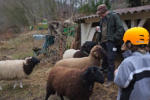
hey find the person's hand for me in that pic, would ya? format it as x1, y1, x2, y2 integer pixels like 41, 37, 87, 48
95, 26, 100, 32
121, 43, 127, 51
114, 68, 118, 75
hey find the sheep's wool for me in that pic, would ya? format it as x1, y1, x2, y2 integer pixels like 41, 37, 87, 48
63, 49, 79, 59
0, 60, 27, 80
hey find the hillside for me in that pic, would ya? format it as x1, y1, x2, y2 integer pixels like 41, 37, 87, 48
0, 30, 118, 100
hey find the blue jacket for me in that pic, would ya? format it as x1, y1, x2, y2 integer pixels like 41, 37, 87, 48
114, 52, 150, 100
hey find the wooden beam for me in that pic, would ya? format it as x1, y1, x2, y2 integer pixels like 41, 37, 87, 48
119, 12, 150, 20
85, 18, 100, 23
138, 19, 147, 27
122, 20, 128, 31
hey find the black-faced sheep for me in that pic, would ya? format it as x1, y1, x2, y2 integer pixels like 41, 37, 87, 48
0, 56, 40, 90
55, 45, 106, 69
63, 41, 97, 59
45, 66, 104, 100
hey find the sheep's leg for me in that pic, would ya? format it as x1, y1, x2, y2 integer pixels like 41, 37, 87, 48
0, 85, 2, 90
45, 90, 53, 100
45, 87, 55, 100
19, 81, 23, 88
13, 81, 18, 89
60, 95, 64, 100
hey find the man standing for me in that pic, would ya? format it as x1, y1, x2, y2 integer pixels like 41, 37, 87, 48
96, 4, 124, 87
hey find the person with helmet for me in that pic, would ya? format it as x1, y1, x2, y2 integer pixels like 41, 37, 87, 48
114, 27, 150, 100
96, 4, 124, 87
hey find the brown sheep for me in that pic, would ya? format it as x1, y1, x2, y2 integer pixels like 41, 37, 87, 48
45, 66, 104, 100
55, 45, 106, 69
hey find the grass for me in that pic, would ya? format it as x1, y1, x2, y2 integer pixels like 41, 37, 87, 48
0, 30, 47, 59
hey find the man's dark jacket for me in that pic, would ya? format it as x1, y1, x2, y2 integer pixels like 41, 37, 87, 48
99, 11, 124, 46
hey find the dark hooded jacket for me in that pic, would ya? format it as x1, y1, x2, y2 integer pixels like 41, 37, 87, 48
98, 11, 124, 46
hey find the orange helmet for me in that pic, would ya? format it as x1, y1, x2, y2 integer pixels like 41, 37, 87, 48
123, 27, 149, 45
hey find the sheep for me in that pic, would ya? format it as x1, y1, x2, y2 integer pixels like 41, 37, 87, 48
63, 41, 97, 59
0, 56, 40, 90
55, 45, 106, 69
45, 66, 104, 100
63, 49, 79, 59
74, 41, 97, 58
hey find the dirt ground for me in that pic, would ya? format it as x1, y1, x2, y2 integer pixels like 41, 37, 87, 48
0, 30, 120, 100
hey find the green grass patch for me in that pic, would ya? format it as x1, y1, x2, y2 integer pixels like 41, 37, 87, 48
11, 51, 33, 59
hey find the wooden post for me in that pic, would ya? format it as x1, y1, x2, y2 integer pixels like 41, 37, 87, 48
131, 20, 137, 27
138, 19, 147, 27
122, 20, 128, 31
59, 38, 63, 58
74, 24, 81, 49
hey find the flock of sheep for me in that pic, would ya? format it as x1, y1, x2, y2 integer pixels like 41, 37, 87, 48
0, 41, 106, 100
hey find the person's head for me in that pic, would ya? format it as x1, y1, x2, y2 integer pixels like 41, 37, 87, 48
96, 4, 108, 18
122, 27, 150, 53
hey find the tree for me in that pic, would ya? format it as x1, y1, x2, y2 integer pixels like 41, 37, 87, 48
0, 0, 85, 33
78, 0, 110, 15
128, 0, 141, 7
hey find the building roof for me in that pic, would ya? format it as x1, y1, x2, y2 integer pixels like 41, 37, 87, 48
74, 15, 100, 23
115, 5, 150, 15
74, 5, 150, 23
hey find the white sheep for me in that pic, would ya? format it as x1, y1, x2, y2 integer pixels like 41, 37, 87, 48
0, 56, 40, 90
63, 49, 79, 59
63, 41, 97, 59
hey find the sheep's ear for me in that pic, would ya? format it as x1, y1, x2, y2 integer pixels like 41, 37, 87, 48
93, 52, 98, 58
81, 45, 87, 51
25, 56, 32, 61
90, 67, 98, 74
101, 48, 107, 59
91, 67, 95, 73
83, 67, 93, 76
82, 67, 96, 80
26, 59, 30, 64
91, 48, 95, 56
91, 50, 100, 59
82, 69, 90, 79
26, 58, 32, 64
